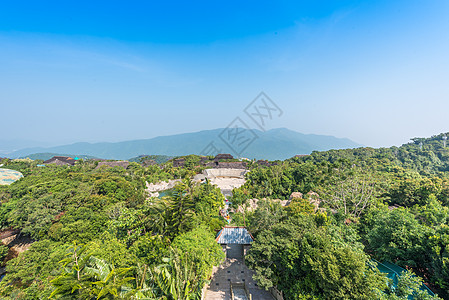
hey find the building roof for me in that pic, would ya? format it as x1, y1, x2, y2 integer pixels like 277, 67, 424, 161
142, 159, 156, 167
256, 160, 277, 167
212, 161, 247, 169
172, 158, 185, 167
214, 153, 234, 161
43, 156, 76, 166
374, 260, 435, 297
216, 226, 254, 244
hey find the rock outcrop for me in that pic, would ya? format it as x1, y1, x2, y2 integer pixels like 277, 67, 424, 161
289, 192, 303, 200
146, 179, 182, 199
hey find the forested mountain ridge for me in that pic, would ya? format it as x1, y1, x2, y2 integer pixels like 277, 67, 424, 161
7, 128, 362, 160
0, 133, 448, 299
299, 132, 449, 175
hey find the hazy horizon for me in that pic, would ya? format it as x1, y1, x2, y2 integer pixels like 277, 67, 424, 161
1, 1, 448, 149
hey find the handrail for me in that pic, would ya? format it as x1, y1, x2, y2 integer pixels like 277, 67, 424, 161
244, 282, 251, 300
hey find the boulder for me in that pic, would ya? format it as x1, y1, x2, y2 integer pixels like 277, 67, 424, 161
306, 191, 321, 212
236, 198, 259, 213
289, 192, 303, 200
273, 199, 291, 207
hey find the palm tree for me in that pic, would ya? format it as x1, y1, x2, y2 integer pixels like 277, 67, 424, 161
49, 242, 93, 299
50, 243, 136, 300
146, 180, 196, 240
84, 256, 134, 299
121, 263, 160, 299
152, 251, 203, 300
165, 181, 196, 238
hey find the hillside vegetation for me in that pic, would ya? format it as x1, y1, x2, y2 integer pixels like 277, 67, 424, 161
0, 159, 225, 299
0, 133, 448, 299
230, 133, 449, 299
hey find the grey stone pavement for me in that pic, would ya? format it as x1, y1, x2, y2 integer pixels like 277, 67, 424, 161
233, 287, 247, 300
204, 169, 274, 299
204, 258, 274, 300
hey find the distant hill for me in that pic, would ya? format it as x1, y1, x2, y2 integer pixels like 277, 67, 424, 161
290, 132, 449, 174
128, 155, 174, 164
20, 153, 99, 161
0, 139, 52, 156
7, 128, 362, 161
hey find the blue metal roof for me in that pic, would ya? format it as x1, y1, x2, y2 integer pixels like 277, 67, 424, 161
216, 227, 254, 244
373, 260, 435, 298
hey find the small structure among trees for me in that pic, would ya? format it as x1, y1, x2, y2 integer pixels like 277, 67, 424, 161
172, 158, 185, 168
141, 159, 156, 167
214, 153, 234, 161
212, 161, 247, 169
43, 156, 76, 166
208, 154, 247, 169
216, 226, 254, 259
256, 160, 277, 167
95, 161, 130, 169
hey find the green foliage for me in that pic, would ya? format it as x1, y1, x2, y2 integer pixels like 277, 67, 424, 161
428, 224, 449, 294
51, 207, 108, 243
128, 155, 174, 164
364, 207, 430, 268
49, 242, 135, 299
161, 181, 197, 239
318, 167, 385, 217
246, 219, 386, 300
0, 240, 67, 298
0, 163, 146, 240
192, 182, 226, 232
144, 155, 207, 184
106, 202, 146, 245
245, 199, 286, 237
148, 180, 225, 239
84, 257, 134, 299
3, 134, 449, 299
381, 270, 442, 300
49, 242, 94, 298
172, 226, 225, 281
286, 197, 315, 217
129, 234, 169, 266
152, 251, 203, 300
0, 244, 8, 262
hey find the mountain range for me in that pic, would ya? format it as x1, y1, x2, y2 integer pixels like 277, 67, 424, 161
5, 128, 362, 161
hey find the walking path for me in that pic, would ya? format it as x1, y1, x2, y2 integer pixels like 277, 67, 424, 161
204, 259, 274, 300
232, 287, 247, 300
204, 168, 247, 223
204, 169, 275, 299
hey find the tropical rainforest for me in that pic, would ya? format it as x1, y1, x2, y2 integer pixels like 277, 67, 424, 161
0, 133, 448, 299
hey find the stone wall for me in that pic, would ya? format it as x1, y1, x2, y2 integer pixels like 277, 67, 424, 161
204, 168, 247, 178
207, 161, 247, 169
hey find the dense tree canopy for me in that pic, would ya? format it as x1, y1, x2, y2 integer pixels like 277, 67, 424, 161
230, 134, 449, 299
0, 159, 226, 299
1, 134, 449, 299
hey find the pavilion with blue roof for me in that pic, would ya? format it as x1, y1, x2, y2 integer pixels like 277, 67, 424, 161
216, 226, 254, 259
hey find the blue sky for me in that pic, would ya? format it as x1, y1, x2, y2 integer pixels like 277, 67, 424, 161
1, 0, 449, 148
